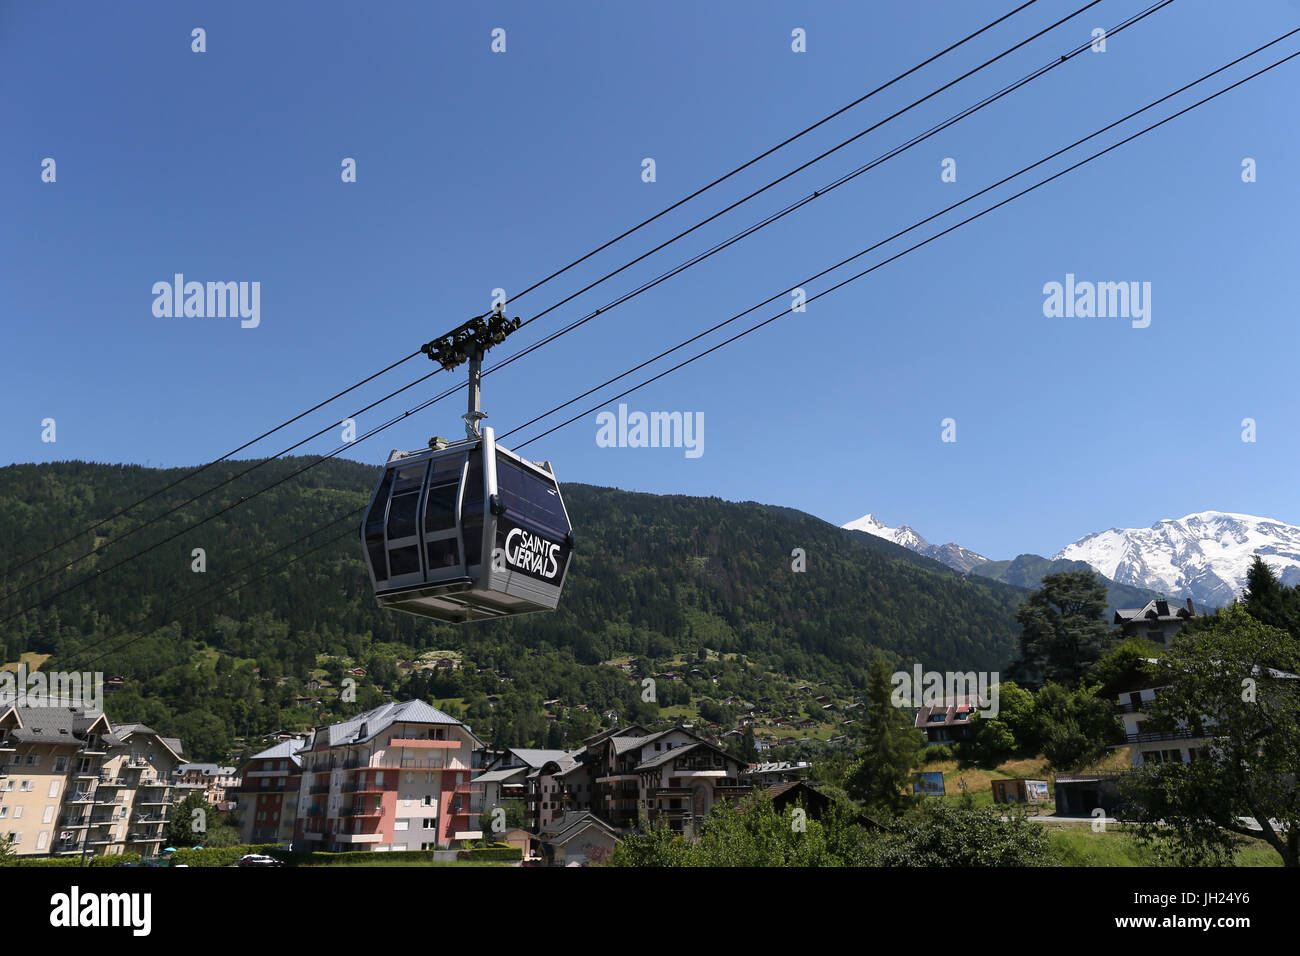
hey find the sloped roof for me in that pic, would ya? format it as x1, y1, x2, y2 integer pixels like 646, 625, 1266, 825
536, 811, 621, 846
634, 738, 740, 771
321, 699, 465, 748
471, 767, 529, 784
249, 736, 311, 762
2, 704, 109, 744
611, 735, 657, 755
1114, 598, 1196, 624
507, 748, 572, 768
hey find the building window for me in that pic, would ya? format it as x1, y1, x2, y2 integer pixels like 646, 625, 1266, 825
54, 757, 68, 773
48, 780, 60, 798
423, 819, 435, 829
26, 754, 39, 766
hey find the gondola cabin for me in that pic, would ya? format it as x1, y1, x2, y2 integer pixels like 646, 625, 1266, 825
361, 427, 573, 623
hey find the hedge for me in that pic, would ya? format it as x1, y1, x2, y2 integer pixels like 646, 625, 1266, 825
170, 844, 281, 867
9, 852, 142, 868
456, 844, 522, 862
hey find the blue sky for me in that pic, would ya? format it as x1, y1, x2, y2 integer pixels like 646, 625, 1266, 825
3, 0, 1299, 561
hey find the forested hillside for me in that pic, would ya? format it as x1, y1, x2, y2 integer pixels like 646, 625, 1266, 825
0, 459, 1033, 758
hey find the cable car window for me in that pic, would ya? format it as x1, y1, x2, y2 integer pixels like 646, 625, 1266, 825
496, 455, 567, 536
424, 456, 462, 535
388, 545, 420, 576
392, 463, 426, 495
427, 539, 459, 570
462, 449, 484, 566
364, 469, 395, 580
387, 488, 421, 540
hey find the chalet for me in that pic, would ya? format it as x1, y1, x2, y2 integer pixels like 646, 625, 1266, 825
914, 696, 984, 746
1113, 597, 1198, 645
762, 780, 833, 819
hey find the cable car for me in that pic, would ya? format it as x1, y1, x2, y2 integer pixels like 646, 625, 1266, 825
361, 310, 573, 623
362, 426, 574, 623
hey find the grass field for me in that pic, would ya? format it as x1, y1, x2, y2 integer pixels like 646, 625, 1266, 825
0, 651, 52, 673
1042, 821, 1283, 867
300, 858, 512, 867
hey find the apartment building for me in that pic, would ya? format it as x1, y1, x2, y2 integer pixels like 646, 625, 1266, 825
232, 736, 309, 846
494, 724, 750, 839
290, 700, 485, 852
0, 704, 182, 858
1115, 656, 1300, 769
591, 727, 751, 836
174, 763, 240, 809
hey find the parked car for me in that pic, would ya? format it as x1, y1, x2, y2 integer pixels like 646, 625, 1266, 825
237, 853, 283, 867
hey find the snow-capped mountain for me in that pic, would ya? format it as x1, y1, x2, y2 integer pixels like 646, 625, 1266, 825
1054, 511, 1300, 608
843, 514, 990, 573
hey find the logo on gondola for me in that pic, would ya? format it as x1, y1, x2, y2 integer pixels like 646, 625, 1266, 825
503, 527, 560, 579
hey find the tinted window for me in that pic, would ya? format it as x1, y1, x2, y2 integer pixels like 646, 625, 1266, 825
388, 545, 421, 576
426, 539, 460, 569
365, 469, 394, 580
462, 449, 484, 565
424, 455, 462, 534
388, 490, 420, 540
496, 454, 567, 537
392, 463, 427, 495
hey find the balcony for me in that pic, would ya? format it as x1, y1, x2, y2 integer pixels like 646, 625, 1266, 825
0, 737, 15, 751
341, 781, 387, 794
396, 757, 448, 770
58, 816, 90, 828
233, 783, 299, 794
65, 791, 96, 803
1126, 730, 1207, 744
1117, 700, 1153, 714
308, 783, 330, 795
340, 805, 385, 818
389, 737, 461, 749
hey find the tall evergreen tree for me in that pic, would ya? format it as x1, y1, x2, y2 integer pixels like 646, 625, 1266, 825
845, 659, 925, 815
1242, 555, 1300, 637
1014, 570, 1114, 687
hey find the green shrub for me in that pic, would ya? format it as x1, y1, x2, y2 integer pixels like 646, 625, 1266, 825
455, 843, 521, 862
922, 745, 953, 763
171, 843, 281, 867
10, 852, 141, 868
